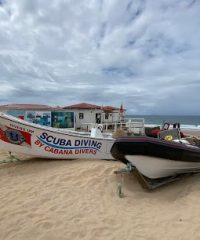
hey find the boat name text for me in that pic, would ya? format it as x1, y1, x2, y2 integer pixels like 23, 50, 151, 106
34, 132, 103, 155
38, 132, 102, 150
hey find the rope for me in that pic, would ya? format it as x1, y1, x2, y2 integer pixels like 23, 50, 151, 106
0, 152, 22, 164
115, 163, 135, 198
117, 177, 124, 198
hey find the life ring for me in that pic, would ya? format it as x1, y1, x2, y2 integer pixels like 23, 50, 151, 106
164, 135, 173, 141
97, 124, 103, 132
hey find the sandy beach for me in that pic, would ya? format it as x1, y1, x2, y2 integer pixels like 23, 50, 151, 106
183, 129, 200, 138
1, 130, 200, 240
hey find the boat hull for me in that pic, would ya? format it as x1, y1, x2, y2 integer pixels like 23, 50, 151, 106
0, 113, 114, 160
111, 136, 200, 179
126, 155, 200, 179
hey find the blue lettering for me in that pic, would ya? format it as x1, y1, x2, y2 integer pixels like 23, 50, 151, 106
46, 135, 54, 142
39, 133, 101, 150
97, 143, 102, 149
40, 132, 48, 140
52, 138, 60, 145
84, 139, 89, 145
66, 140, 71, 146
91, 140, 97, 147
75, 140, 80, 146
59, 139, 66, 145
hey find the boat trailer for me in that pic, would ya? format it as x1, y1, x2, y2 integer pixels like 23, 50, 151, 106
114, 163, 200, 194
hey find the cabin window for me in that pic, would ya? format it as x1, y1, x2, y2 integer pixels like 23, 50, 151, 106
105, 113, 109, 119
79, 113, 84, 119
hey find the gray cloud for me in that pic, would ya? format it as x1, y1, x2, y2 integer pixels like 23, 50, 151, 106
0, 0, 200, 114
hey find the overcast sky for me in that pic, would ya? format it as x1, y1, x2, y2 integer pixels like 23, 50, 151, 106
0, 0, 200, 115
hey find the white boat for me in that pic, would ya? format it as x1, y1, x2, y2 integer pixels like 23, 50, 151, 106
0, 112, 115, 160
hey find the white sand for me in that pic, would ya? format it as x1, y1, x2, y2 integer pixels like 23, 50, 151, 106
1, 130, 200, 240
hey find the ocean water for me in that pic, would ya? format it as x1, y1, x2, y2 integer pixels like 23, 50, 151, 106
127, 115, 200, 130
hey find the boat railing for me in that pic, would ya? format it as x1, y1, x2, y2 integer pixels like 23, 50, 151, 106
81, 118, 145, 135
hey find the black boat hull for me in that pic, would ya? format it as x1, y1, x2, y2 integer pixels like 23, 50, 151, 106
111, 137, 200, 179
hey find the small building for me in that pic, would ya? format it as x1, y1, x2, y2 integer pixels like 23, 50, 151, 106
63, 102, 125, 130
0, 102, 126, 131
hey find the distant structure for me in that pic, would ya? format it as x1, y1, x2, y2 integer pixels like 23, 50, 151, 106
63, 103, 125, 130
0, 102, 125, 130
